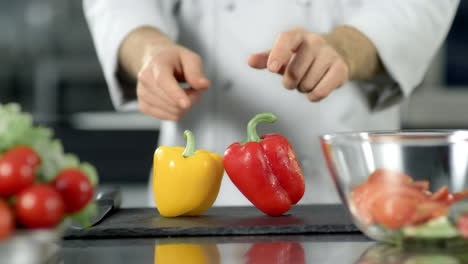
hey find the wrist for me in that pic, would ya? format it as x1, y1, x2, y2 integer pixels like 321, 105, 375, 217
323, 29, 354, 78
119, 26, 174, 79
323, 25, 382, 81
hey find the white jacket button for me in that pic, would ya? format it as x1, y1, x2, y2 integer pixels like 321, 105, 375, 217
225, 2, 235, 12
223, 80, 233, 91
296, 0, 311, 6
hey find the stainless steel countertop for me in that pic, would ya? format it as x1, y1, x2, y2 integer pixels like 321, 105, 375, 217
5, 232, 466, 263
60, 234, 373, 264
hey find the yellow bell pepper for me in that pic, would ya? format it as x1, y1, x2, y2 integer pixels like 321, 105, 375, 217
154, 244, 220, 264
153, 130, 223, 217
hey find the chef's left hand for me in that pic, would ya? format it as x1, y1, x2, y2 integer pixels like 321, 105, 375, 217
248, 27, 349, 102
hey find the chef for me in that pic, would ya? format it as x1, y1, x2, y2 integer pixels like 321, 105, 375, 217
83, 0, 459, 206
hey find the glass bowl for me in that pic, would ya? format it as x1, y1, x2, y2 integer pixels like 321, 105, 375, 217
356, 243, 468, 264
0, 221, 68, 264
320, 130, 468, 246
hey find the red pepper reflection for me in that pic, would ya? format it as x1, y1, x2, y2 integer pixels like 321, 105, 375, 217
245, 242, 305, 264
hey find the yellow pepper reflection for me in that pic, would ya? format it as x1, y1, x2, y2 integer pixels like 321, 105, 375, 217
155, 244, 220, 264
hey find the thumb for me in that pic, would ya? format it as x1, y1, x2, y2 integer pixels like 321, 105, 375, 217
180, 50, 211, 90
248, 50, 270, 69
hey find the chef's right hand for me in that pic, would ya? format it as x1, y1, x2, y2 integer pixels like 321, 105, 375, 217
119, 27, 210, 121
136, 43, 210, 121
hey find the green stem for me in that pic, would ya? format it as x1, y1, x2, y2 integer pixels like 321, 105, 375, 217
245, 113, 277, 143
182, 130, 196, 157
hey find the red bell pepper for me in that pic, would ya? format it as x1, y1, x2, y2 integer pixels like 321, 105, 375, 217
223, 113, 305, 216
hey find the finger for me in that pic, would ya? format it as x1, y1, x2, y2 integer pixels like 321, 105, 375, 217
153, 82, 179, 107
267, 27, 305, 73
248, 50, 270, 69
136, 83, 182, 116
138, 98, 181, 121
140, 96, 184, 119
137, 61, 157, 88
307, 62, 348, 102
185, 88, 204, 105
297, 48, 335, 93
137, 74, 178, 106
287, 41, 317, 81
180, 49, 211, 90
138, 62, 191, 109
282, 43, 316, 90
152, 65, 191, 109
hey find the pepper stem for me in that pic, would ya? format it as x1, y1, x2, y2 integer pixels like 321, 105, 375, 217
245, 113, 277, 143
182, 130, 196, 157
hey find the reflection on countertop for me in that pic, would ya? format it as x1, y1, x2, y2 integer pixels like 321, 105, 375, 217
61, 234, 468, 264
356, 243, 468, 264
61, 234, 373, 264
4, 231, 466, 263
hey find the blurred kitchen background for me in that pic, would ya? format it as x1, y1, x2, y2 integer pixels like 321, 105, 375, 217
0, 1, 467, 207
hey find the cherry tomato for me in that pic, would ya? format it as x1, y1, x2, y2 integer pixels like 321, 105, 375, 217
367, 169, 413, 186
0, 199, 14, 241
15, 185, 65, 228
52, 168, 94, 213
3, 145, 41, 168
0, 157, 36, 196
371, 195, 419, 229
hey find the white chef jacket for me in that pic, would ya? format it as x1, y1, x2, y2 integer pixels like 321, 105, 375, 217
83, 0, 459, 206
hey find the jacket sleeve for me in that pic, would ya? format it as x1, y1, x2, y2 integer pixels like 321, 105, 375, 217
83, 0, 178, 111
343, 0, 459, 110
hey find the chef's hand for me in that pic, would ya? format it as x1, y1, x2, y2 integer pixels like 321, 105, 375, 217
248, 26, 381, 102
119, 27, 210, 121
248, 27, 349, 102
136, 44, 210, 121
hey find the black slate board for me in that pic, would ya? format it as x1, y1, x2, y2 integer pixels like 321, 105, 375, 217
64, 204, 360, 239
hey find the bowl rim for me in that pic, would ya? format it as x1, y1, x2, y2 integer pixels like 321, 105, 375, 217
320, 129, 468, 144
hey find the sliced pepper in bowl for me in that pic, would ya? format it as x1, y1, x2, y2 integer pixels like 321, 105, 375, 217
350, 168, 468, 245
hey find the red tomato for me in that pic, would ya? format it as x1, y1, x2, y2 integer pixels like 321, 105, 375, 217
3, 146, 41, 168
352, 169, 447, 229
365, 184, 448, 228
447, 189, 468, 205
15, 185, 65, 228
52, 168, 94, 213
351, 183, 378, 224
431, 186, 450, 203
0, 158, 36, 196
411, 180, 430, 192
371, 195, 419, 229
367, 169, 413, 186
393, 185, 429, 201
409, 201, 448, 225
457, 214, 468, 239
0, 199, 14, 240
352, 182, 429, 227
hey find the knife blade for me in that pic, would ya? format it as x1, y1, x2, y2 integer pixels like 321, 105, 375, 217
69, 187, 122, 230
